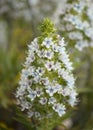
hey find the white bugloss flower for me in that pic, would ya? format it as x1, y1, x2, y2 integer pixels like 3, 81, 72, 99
45, 61, 54, 71
46, 85, 56, 96
44, 50, 54, 59
42, 37, 53, 48
39, 97, 47, 105
27, 90, 37, 101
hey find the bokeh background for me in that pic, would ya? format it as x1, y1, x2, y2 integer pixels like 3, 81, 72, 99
0, 0, 93, 130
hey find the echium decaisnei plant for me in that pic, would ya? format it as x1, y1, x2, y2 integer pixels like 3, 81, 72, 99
56, 0, 93, 51
16, 18, 78, 126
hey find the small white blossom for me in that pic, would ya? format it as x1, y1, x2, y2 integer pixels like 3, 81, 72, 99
85, 27, 93, 39
36, 88, 43, 97
37, 49, 45, 58
68, 96, 77, 107
36, 67, 45, 76
41, 77, 50, 86
54, 62, 61, 71
57, 104, 66, 117
42, 37, 53, 48
52, 44, 59, 52
39, 97, 47, 105
68, 32, 83, 40
62, 87, 71, 96
33, 75, 41, 83
28, 90, 37, 101
44, 50, 54, 59
45, 61, 54, 71
55, 83, 62, 93
21, 69, 30, 77
58, 37, 65, 47
59, 49, 73, 71
46, 85, 56, 96
48, 97, 56, 104
18, 98, 32, 111
73, 1, 85, 13
35, 112, 41, 118
29, 38, 39, 52
53, 103, 66, 117
75, 40, 88, 51
27, 66, 35, 75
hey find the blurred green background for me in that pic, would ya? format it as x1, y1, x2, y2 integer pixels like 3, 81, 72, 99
0, 0, 93, 130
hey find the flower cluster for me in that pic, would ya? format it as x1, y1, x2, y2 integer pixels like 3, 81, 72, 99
16, 20, 77, 119
56, 0, 93, 51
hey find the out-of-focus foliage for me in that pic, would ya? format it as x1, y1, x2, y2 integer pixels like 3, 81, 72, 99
0, 18, 32, 108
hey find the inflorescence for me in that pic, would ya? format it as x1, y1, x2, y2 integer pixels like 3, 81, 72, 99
16, 19, 78, 119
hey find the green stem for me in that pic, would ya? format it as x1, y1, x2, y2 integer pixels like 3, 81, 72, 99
32, 118, 38, 130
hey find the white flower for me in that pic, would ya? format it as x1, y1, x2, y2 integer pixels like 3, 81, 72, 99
45, 61, 54, 71
44, 50, 54, 59
28, 38, 39, 52
58, 37, 65, 47
59, 49, 73, 71
39, 97, 47, 105
41, 77, 50, 86
35, 112, 41, 118
75, 19, 84, 30
67, 74, 76, 88
52, 44, 59, 52
54, 83, 62, 93
33, 75, 41, 83
67, 15, 78, 25
46, 85, 56, 96
24, 50, 35, 67
36, 67, 45, 76
62, 87, 70, 96
53, 103, 66, 117
57, 104, 66, 117
75, 40, 88, 51
36, 88, 43, 97
19, 99, 31, 111
54, 62, 61, 71
19, 75, 28, 87
37, 49, 45, 58
68, 31, 83, 40
83, 21, 89, 29
27, 90, 37, 101
42, 37, 53, 48
21, 69, 30, 77
73, 2, 85, 13
48, 97, 56, 104
24, 57, 32, 67
53, 103, 59, 112
58, 68, 75, 89
85, 27, 93, 39
68, 96, 77, 107
16, 86, 26, 97
31, 71, 38, 77
27, 66, 35, 75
